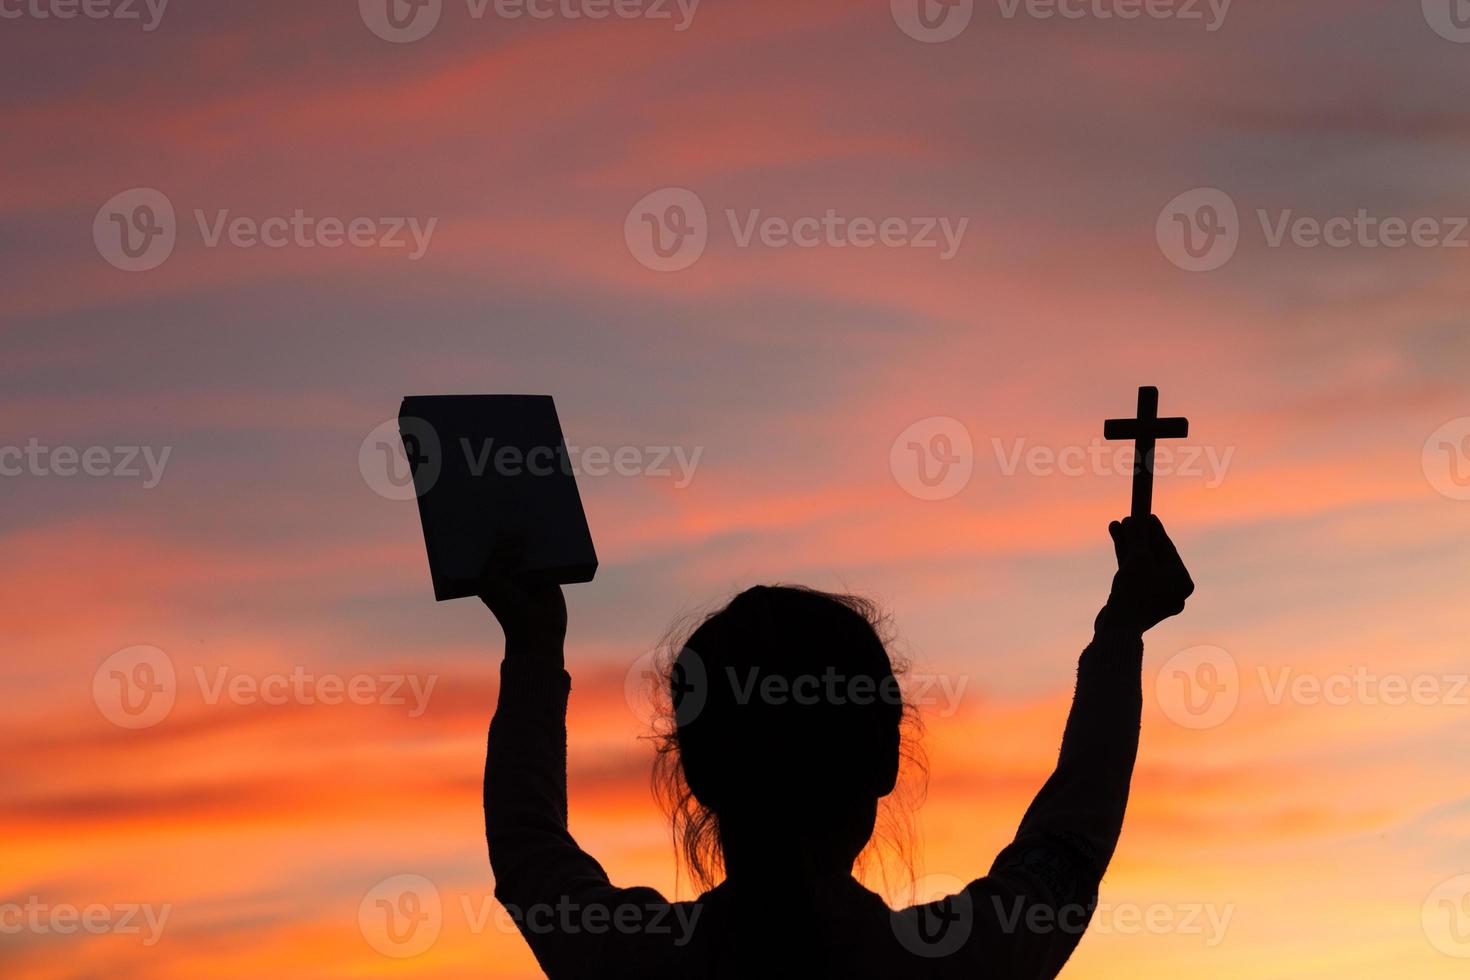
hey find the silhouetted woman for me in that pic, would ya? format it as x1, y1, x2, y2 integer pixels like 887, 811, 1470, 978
481, 515, 1193, 978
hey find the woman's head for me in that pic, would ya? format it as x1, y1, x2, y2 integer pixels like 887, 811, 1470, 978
651, 586, 923, 890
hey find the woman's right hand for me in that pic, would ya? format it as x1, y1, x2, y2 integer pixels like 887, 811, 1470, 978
1100, 515, 1194, 635
478, 570, 567, 660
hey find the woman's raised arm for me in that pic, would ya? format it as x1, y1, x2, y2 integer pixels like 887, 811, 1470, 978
918, 517, 1193, 977
480, 576, 671, 977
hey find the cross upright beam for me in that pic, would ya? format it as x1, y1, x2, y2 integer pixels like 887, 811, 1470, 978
1104, 386, 1189, 518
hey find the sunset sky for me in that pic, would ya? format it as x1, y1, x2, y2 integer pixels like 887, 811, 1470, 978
5, 0, 1470, 976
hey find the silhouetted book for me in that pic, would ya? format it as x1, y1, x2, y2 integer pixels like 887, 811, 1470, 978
400, 395, 598, 601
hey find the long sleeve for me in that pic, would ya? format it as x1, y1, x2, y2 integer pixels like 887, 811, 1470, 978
984, 622, 1144, 975
484, 657, 671, 978
899, 623, 1144, 979
997, 623, 1144, 879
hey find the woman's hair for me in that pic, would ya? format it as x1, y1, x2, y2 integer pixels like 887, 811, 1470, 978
648, 585, 927, 895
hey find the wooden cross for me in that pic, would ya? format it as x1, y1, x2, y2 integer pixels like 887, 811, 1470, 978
1104, 386, 1189, 518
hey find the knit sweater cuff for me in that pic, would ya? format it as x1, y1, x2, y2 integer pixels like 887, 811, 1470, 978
497, 658, 572, 714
